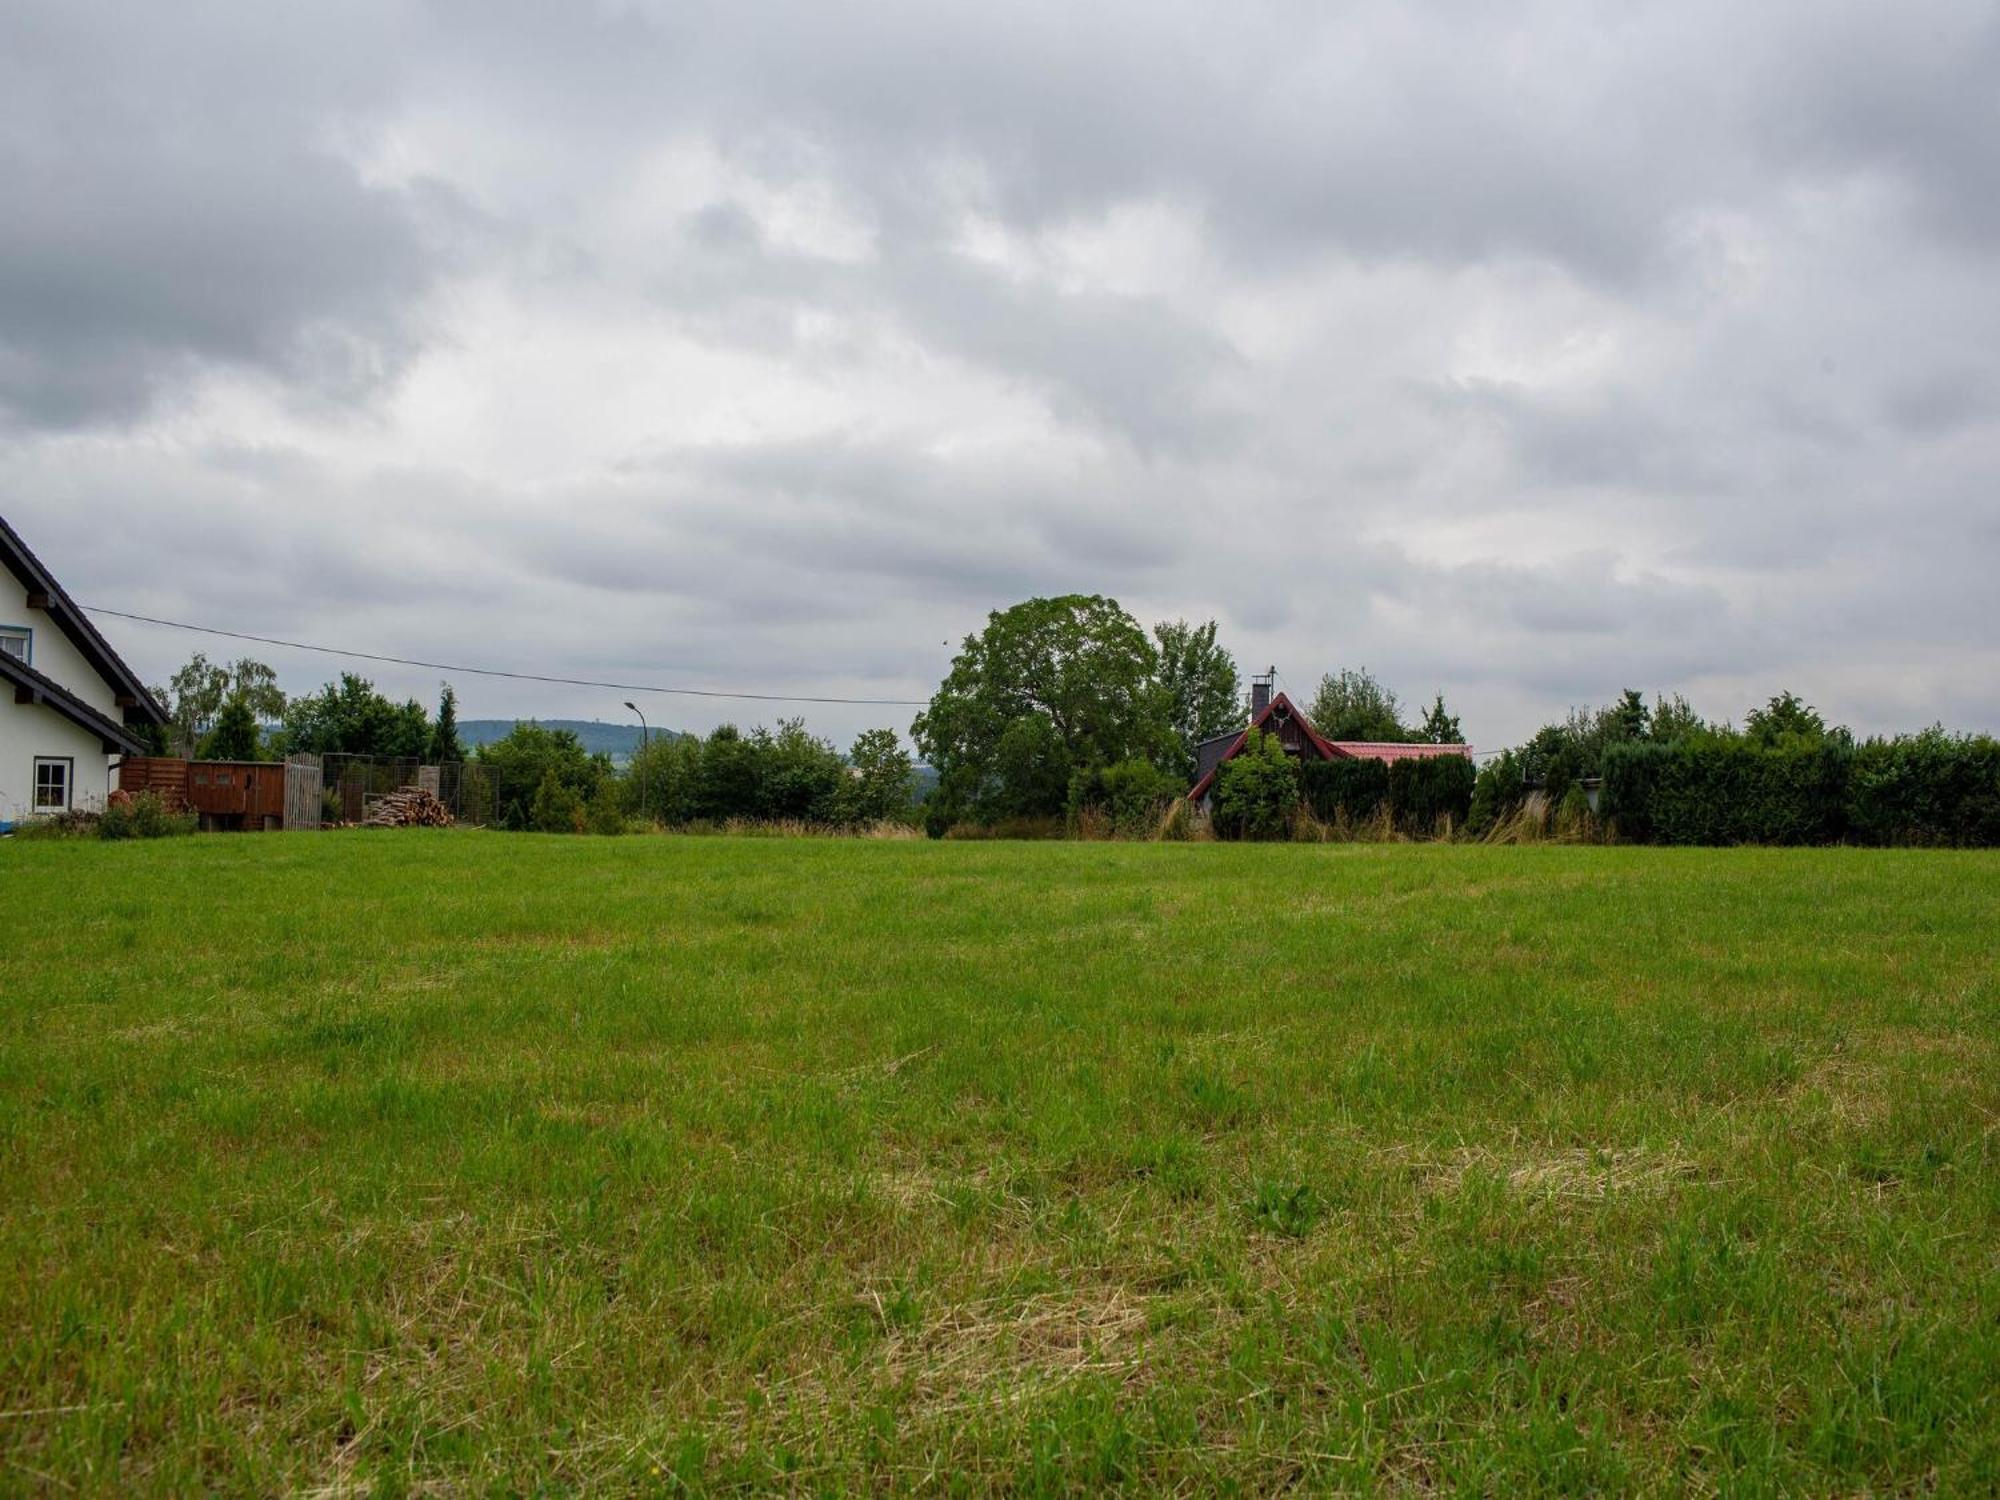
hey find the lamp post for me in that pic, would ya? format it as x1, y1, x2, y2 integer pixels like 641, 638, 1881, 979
624, 701, 650, 824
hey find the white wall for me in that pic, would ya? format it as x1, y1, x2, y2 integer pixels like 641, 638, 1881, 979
0, 699, 115, 823
4, 577, 122, 717
1, 577, 132, 823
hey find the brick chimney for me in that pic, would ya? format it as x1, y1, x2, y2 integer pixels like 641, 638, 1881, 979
1250, 668, 1274, 721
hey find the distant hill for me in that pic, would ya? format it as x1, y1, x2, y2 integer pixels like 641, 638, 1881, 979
458, 719, 682, 761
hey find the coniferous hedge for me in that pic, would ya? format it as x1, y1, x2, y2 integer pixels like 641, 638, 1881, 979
1599, 737, 1849, 845
1295, 754, 1475, 832
1298, 758, 1389, 823
1387, 755, 1477, 833
1599, 732, 2000, 846
1845, 731, 2000, 847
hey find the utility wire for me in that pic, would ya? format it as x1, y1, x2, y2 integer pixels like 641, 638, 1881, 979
79, 604, 928, 708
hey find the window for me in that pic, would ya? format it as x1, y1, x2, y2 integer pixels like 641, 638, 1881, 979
33, 757, 71, 811
0, 626, 28, 664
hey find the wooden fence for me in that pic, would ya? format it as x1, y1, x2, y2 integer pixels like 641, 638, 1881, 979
283, 756, 323, 831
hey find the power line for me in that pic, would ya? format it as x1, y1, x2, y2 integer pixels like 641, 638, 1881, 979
79, 604, 929, 708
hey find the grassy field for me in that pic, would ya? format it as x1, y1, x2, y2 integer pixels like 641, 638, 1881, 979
2, 834, 1995, 1494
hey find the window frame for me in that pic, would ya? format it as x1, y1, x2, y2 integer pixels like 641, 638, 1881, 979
33, 756, 73, 812
0, 624, 30, 666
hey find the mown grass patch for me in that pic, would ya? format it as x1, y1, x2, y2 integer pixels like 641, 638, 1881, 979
1, 833, 1995, 1492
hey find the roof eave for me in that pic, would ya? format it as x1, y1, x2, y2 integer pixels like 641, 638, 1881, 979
0, 652, 149, 755
0, 514, 168, 727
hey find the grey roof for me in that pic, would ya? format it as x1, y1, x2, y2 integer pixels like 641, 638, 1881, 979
0, 650, 150, 755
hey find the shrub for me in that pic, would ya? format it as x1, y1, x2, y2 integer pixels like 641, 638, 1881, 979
1466, 749, 1525, 838
1388, 754, 1476, 835
584, 787, 626, 835
99, 791, 196, 840
1554, 783, 1596, 840
1069, 758, 1183, 838
530, 769, 585, 833
1212, 731, 1299, 841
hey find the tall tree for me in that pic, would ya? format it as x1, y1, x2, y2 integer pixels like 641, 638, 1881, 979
1307, 667, 1409, 742
427, 685, 465, 763
156, 653, 286, 757
845, 728, 915, 824
913, 595, 1164, 825
1416, 692, 1465, 745
1153, 618, 1240, 780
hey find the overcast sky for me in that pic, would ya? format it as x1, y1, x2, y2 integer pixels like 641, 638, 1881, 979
5, 1, 1998, 750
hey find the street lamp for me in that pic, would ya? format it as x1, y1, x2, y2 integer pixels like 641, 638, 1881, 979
624, 701, 650, 824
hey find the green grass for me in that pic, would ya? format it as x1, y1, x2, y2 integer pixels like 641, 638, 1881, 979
2, 834, 1996, 1494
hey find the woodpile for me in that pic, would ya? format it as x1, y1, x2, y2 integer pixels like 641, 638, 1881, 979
362, 786, 455, 828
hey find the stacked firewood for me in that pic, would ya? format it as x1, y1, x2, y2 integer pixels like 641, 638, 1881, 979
361, 787, 455, 827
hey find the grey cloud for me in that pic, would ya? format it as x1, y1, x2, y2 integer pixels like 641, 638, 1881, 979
0, 5, 452, 427
1882, 365, 1998, 437
5, 0, 2000, 751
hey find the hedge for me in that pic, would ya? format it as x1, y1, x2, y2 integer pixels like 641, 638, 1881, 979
1599, 738, 1848, 845
1387, 754, 1477, 833
1599, 731, 2000, 846
1299, 758, 1389, 823
1298, 754, 1474, 833
1846, 731, 2000, 847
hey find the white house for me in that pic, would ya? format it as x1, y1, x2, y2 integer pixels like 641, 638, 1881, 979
1, 514, 168, 829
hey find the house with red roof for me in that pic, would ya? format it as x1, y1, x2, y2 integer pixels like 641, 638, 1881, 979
1186, 675, 1471, 806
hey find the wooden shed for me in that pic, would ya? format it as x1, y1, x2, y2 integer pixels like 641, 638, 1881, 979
119, 756, 323, 831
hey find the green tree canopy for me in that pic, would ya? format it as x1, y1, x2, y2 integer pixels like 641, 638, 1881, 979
1649, 694, 1708, 743
476, 722, 606, 830
913, 595, 1165, 824
1153, 618, 1240, 780
1746, 691, 1838, 747
1307, 667, 1410, 742
279, 674, 428, 758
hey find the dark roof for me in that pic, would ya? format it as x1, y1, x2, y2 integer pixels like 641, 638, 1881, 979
1186, 691, 1473, 801
0, 650, 150, 755
0, 513, 167, 727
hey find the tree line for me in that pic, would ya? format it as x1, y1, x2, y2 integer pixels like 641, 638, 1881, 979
142, 652, 916, 833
